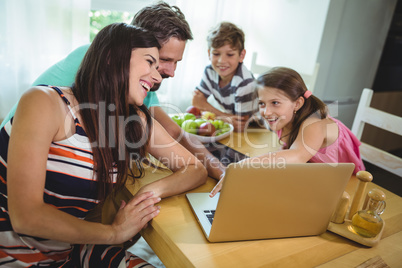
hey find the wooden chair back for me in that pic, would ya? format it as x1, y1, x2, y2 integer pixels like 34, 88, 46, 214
351, 88, 402, 177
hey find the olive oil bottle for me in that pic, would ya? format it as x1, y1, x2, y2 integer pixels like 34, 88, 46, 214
351, 189, 386, 238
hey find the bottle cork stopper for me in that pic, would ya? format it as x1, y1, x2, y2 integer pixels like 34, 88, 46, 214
367, 189, 386, 201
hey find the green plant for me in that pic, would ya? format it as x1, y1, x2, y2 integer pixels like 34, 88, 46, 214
89, 10, 133, 41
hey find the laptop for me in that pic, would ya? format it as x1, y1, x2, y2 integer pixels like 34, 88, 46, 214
186, 162, 355, 242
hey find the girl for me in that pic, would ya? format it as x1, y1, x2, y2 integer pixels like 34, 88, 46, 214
0, 23, 206, 267
210, 67, 364, 197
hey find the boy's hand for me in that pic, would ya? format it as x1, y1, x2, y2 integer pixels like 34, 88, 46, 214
192, 90, 208, 109
229, 115, 250, 132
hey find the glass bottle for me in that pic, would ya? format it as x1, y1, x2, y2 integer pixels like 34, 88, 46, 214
351, 189, 386, 238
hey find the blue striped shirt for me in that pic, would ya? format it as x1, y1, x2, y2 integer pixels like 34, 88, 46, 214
196, 63, 258, 116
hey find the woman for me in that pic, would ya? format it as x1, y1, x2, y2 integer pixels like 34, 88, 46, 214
0, 23, 206, 267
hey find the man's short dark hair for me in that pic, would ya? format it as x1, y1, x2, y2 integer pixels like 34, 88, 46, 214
131, 1, 193, 45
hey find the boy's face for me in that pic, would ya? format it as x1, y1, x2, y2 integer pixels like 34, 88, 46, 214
208, 44, 245, 83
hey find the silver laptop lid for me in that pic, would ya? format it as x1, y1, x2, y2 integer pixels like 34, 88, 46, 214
207, 162, 354, 242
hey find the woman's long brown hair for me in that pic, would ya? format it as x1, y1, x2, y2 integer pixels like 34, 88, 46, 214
256, 67, 327, 149
73, 23, 160, 201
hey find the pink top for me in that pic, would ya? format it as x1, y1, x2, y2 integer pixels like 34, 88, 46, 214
277, 117, 365, 174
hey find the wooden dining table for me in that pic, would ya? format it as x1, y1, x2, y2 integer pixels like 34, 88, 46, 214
125, 127, 402, 267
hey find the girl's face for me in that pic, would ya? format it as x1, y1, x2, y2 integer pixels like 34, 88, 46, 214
208, 44, 245, 83
258, 86, 303, 132
128, 47, 162, 106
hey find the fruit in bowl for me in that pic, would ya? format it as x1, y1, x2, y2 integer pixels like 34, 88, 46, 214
198, 122, 216, 136
181, 119, 198, 135
211, 119, 224, 130
185, 105, 201, 117
194, 118, 207, 127
183, 112, 197, 121
169, 112, 233, 142
194, 122, 233, 143
171, 115, 184, 127
215, 122, 231, 136
201, 111, 216, 120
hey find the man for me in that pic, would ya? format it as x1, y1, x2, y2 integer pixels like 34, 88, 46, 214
0, 2, 225, 180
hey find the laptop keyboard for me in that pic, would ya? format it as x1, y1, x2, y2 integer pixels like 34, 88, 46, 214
204, 210, 216, 224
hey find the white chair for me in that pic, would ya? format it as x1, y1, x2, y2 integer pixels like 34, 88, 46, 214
351, 88, 402, 177
250, 52, 271, 77
250, 52, 320, 93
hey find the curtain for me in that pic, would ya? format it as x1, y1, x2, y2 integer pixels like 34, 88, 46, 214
0, 0, 90, 120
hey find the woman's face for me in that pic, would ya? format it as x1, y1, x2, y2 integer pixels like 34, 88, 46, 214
258, 86, 302, 132
128, 47, 162, 106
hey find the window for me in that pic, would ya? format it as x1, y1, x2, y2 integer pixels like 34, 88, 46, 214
89, 10, 134, 41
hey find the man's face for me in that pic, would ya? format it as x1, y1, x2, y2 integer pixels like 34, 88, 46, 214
151, 37, 186, 91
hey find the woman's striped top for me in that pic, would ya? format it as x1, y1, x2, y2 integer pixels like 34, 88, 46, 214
0, 86, 101, 266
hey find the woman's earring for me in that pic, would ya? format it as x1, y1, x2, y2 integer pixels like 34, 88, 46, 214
294, 110, 297, 114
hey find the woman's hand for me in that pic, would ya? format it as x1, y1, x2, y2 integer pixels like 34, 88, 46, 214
110, 191, 160, 244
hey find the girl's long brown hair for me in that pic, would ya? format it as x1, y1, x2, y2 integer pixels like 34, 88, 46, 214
256, 67, 327, 149
73, 23, 160, 201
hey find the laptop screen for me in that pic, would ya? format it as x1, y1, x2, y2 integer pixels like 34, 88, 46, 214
205, 142, 249, 166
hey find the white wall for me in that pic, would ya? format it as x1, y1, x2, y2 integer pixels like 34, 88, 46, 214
241, 0, 330, 75
315, 0, 397, 127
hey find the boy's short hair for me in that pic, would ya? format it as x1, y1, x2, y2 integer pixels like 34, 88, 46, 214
131, 1, 193, 45
207, 22, 245, 52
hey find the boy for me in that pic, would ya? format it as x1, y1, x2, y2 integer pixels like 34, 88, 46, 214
192, 22, 258, 132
